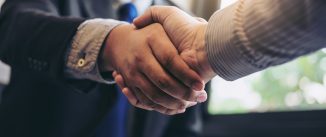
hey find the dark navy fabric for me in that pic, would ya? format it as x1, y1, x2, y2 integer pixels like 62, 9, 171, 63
95, 86, 129, 137
0, 0, 203, 137
95, 3, 137, 137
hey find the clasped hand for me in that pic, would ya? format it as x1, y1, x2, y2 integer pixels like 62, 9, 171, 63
102, 6, 216, 115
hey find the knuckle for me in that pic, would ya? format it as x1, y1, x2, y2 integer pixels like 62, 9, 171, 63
126, 70, 137, 79
146, 33, 155, 43
134, 54, 144, 64
150, 94, 163, 104
134, 54, 148, 66
142, 100, 156, 108
164, 54, 177, 69
180, 90, 192, 101
157, 77, 171, 90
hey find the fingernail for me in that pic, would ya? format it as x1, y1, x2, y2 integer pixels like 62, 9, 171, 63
192, 82, 204, 91
177, 109, 186, 113
196, 93, 207, 103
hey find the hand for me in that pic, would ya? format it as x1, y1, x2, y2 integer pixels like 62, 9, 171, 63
132, 6, 217, 82
101, 23, 206, 115
113, 6, 217, 103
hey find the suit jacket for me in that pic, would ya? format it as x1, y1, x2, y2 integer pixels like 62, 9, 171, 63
0, 0, 202, 137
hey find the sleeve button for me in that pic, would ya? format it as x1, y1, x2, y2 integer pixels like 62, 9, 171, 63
77, 59, 86, 67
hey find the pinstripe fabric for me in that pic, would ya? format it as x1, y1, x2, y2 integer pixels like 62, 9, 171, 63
206, 0, 326, 81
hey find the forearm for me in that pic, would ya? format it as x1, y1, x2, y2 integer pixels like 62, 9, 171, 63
205, 0, 326, 81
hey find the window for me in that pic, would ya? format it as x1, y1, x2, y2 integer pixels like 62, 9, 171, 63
208, 0, 326, 115
209, 50, 326, 114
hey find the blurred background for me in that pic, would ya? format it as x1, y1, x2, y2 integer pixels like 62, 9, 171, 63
172, 0, 326, 116
163, 1, 326, 136
175, 0, 326, 137
1, 0, 326, 136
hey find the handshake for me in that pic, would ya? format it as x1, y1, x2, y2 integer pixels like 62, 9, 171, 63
101, 6, 217, 115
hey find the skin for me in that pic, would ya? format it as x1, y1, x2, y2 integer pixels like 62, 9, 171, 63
101, 23, 206, 115
133, 6, 216, 82
113, 6, 218, 114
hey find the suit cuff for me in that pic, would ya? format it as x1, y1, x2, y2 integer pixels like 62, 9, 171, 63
65, 19, 127, 84
206, 2, 261, 81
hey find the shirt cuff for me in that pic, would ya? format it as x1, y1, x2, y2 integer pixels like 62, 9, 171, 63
205, 2, 261, 81
65, 19, 127, 84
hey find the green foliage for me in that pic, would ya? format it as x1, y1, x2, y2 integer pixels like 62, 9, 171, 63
209, 51, 326, 115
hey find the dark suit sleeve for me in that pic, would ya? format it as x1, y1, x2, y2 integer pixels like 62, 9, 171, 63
0, 0, 85, 79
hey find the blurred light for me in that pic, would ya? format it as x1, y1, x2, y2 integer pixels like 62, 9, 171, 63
208, 0, 326, 115
323, 74, 326, 86
299, 77, 311, 90
305, 96, 316, 104
284, 73, 299, 88
133, 0, 152, 15
271, 71, 284, 80
302, 83, 326, 104
170, 0, 192, 10
322, 48, 326, 54
209, 74, 261, 113
320, 57, 326, 71
220, 0, 237, 9
285, 92, 303, 107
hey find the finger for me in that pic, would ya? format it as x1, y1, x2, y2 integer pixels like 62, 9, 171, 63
123, 88, 154, 111
136, 72, 190, 110
117, 68, 159, 111
132, 86, 161, 110
195, 17, 207, 23
116, 71, 197, 109
121, 88, 142, 108
122, 88, 189, 115
133, 6, 196, 29
128, 87, 180, 115
138, 45, 207, 103
147, 24, 204, 91
133, 6, 176, 28
114, 74, 126, 90
112, 71, 118, 77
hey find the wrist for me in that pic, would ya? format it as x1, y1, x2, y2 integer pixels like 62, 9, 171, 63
101, 24, 130, 72
195, 23, 216, 83
99, 39, 112, 72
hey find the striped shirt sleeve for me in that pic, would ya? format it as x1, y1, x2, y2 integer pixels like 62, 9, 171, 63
206, 0, 326, 81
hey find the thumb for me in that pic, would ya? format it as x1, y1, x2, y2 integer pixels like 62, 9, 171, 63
133, 6, 175, 28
